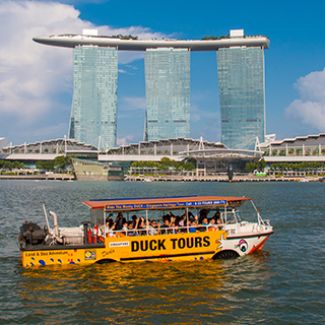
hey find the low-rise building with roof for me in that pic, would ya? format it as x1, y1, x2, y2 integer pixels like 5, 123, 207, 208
1, 137, 262, 178
258, 133, 325, 162
2, 137, 98, 161
100, 137, 261, 176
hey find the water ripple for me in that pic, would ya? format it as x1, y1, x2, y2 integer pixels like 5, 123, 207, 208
1, 181, 325, 324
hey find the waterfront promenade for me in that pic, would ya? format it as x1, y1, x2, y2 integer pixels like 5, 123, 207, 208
0, 173, 323, 182
125, 174, 324, 182
0, 173, 74, 181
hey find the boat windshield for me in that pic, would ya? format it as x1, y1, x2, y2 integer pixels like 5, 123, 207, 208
221, 209, 241, 224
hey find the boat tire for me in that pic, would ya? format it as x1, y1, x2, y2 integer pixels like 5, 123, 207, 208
212, 250, 239, 260
95, 258, 116, 264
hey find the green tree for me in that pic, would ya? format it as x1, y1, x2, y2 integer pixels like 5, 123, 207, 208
257, 158, 266, 171
35, 160, 54, 171
245, 161, 257, 172
53, 155, 72, 172
0, 160, 25, 170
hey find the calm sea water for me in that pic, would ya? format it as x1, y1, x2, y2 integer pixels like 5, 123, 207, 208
0, 180, 324, 324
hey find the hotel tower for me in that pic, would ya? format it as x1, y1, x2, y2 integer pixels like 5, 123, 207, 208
69, 45, 118, 149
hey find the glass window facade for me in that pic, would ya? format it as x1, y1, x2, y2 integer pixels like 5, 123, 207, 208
217, 47, 265, 150
144, 48, 190, 141
69, 46, 118, 149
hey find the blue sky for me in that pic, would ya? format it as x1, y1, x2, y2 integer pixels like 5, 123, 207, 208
1, 0, 325, 146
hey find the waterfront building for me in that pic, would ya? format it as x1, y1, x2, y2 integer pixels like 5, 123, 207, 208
144, 48, 190, 141
217, 30, 266, 150
2, 137, 261, 177
2, 138, 97, 161
69, 46, 118, 149
258, 133, 325, 162
99, 137, 261, 175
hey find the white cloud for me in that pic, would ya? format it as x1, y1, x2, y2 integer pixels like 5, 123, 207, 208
0, 0, 167, 143
117, 135, 135, 146
190, 104, 220, 141
286, 68, 325, 131
118, 63, 140, 74
121, 96, 146, 111
33, 1, 110, 5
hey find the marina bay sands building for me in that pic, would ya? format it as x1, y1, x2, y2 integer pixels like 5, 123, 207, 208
218, 35, 265, 149
145, 48, 190, 141
69, 45, 118, 149
33, 29, 269, 150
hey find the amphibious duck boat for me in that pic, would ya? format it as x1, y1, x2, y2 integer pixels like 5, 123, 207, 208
19, 195, 273, 267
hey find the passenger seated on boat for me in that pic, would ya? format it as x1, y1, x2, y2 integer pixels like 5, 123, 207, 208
148, 220, 160, 235
198, 217, 209, 232
161, 216, 172, 234
137, 217, 146, 234
115, 213, 125, 230
122, 220, 128, 234
199, 209, 208, 224
177, 214, 186, 228
188, 211, 195, 222
126, 221, 137, 236
214, 210, 221, 223
207, 218, 219, 231
201, 217, 208, 226
174, 216, 183, 233
131, 214, 138, 228
105, 219, 116, 237
189, 221, 197, 233
168, 215, 178, 234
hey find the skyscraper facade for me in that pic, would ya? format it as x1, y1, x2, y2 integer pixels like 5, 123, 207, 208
69, 46, 118, 149
144, 48, 190, 141
217, 46, 266, 150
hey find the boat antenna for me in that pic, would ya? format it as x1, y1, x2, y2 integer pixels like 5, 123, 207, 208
42, 204, 51, 232
250, 200, 264, 225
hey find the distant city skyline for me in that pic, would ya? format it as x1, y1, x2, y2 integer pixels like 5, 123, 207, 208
1, 0, 325, 146
50, 29, 266, 149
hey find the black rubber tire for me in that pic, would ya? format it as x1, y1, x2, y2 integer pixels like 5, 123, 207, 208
212, 250, 239, 260
95, 258, 116, 264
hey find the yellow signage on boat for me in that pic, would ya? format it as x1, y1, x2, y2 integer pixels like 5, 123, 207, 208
21, 231, 225, 267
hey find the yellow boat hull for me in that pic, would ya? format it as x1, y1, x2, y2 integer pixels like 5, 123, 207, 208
21, 230, 226, 267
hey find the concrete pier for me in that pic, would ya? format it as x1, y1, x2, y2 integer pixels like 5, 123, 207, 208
124, 175, 322, 182
0, 173, 75, 181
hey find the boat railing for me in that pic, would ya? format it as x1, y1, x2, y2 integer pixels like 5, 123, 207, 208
52, 218, 272, 245
105, 224, 223, 238
49, 224, 226, 246
47, 218, 272, 246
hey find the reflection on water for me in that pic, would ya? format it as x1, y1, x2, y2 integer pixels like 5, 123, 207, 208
1, 181, 325, 324
17, 255, 272, 324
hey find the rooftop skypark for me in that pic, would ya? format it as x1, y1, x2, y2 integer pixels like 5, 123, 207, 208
33, 29, 269, 51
